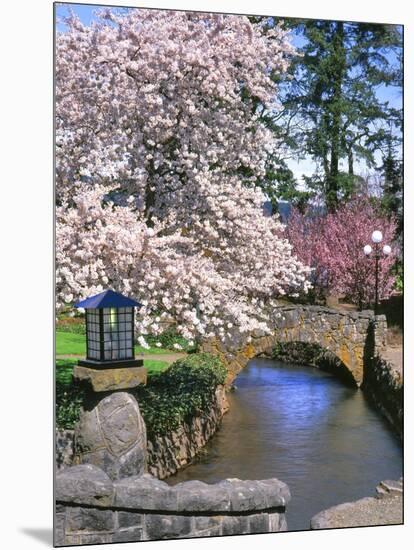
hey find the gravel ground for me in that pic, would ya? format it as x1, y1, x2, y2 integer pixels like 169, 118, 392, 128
311, 492, 403, 529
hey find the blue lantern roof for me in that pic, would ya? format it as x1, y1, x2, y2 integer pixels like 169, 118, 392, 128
74, 289, 142, 309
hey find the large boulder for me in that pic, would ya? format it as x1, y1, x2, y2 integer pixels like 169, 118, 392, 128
74, 391, 147, 480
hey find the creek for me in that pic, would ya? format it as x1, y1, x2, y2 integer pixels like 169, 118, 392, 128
166, 357, 402, 531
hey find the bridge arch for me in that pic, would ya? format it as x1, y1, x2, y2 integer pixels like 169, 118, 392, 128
201, 305, 387, 387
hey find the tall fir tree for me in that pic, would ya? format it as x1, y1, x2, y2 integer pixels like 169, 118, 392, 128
257, 19, 402, 211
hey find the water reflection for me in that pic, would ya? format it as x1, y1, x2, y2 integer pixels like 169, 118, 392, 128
166, 358, 402, 531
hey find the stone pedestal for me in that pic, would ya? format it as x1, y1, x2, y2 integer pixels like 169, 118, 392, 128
73, 364, 147, 392
74, 391, 147, 480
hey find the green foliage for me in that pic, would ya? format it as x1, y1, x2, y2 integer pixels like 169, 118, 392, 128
55, 359, 85, 429
379, 143, 403, 238
132, 353, 226, 437
256, 19, 402, 210
262, 161, 313, 212
56, 358, 77, 385
56, 317, 86, 335
56, 383, 86, 429
272, 341, 326, 366
394, 273, 403, 293
55, 353, 226, 435
146, 326, 198, 353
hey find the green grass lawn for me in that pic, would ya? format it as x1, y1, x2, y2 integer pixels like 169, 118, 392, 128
56, 331, 174, 356
56, 357, 169, 385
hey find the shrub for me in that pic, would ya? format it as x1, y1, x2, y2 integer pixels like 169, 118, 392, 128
56, 384, 86, 428
56, 316, 86, 335
55, 353, 226, 435
132, 353, 226, 437
146, 326, 198, 352
272, 341, 326, 366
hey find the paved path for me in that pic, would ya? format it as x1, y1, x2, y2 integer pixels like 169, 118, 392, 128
56, 352, 187, 364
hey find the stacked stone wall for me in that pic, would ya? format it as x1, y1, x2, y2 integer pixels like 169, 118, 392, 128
147, 386, 228, 479
362, 354, 403, 436
56, 387, 228, 479
55, 464, 290, 545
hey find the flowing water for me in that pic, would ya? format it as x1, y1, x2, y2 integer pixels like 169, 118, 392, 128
166, 357, 402, 531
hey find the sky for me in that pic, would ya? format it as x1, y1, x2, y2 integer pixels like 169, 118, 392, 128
55, 2, 403, 187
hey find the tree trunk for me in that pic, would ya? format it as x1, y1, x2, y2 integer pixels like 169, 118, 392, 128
326, 21, 346, 212
348, 147, 354, 176
144, 160, 156, 227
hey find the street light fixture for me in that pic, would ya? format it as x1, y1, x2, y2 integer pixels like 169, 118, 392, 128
363, 230, 392, 315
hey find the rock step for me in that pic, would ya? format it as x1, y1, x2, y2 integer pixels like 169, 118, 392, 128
376, 479, 403, 499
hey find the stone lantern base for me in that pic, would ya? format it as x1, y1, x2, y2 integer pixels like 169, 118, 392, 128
73, 363, 147, 392
73, 391, 147, 480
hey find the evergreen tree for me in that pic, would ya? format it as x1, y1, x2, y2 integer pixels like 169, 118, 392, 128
265, 19, 403, 211
380, 135, 403, 237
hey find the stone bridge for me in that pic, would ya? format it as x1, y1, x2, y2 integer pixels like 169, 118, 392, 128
201, 305, 387, 387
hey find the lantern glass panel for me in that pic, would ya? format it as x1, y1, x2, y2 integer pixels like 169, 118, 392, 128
86, 309, 102, 360
86, 306, 135, 362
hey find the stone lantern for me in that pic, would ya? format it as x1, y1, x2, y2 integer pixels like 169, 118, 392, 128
73, 289, 147, 392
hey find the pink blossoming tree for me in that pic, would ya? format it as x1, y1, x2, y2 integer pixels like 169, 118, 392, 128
56, 8, 311, 343
286, 195, 398, 309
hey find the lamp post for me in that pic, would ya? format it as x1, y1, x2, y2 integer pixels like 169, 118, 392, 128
363, 231, 392, 315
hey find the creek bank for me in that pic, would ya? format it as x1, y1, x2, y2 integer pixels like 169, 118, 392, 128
55, 464, 290, 545
310, 479, 403, 529
56, 353, 229, 479
361, 353, 403, 437
147, 386, 229, 479
269, 340, 403, 436
267, 341, 356, 384
56, 387, 229, 479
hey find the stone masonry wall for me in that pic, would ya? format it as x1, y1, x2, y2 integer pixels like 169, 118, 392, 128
362, 354, 403, 437
147, 386, 229, 479
56, 386, 228, 479
55, 464, 290, 546
201, 305, 388, 387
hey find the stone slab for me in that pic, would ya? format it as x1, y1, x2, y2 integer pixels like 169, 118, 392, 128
114, 474, 289, 513
73, 365, 147, 392
55, 464, 115, 507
